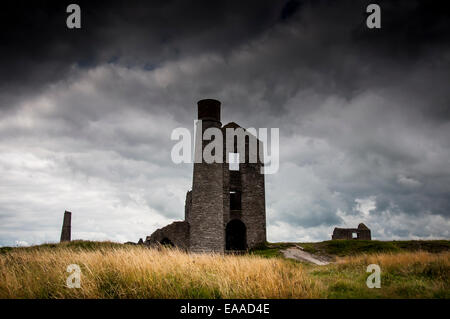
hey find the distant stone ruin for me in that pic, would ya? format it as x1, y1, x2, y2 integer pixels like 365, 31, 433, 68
60, 210, 72, 242
332, 223, 371, 240
144, 99, 267, 253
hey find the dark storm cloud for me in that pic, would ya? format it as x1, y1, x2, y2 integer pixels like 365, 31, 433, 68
0, 0, 286, 109
0, 0, 449, 245
2, 0, 448, 116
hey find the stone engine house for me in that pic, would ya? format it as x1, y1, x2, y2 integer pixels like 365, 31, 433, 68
145, 99, 266, 252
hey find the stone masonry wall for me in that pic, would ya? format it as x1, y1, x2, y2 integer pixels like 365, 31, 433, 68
145, 221, 190, 249
222, 123, 266, 249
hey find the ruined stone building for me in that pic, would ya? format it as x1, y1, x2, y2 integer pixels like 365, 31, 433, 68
145, 99, 266, 252
332, 223, 371, 240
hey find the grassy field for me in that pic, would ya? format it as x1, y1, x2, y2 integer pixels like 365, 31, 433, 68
250, 240, 450, 259
0, 240, 449, 298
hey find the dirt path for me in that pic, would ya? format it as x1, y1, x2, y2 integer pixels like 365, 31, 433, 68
281, 245, 331, 265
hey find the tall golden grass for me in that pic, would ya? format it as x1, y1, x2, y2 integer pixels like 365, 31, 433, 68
0, 245, 320, 298
337, 250, 449, 271
1, 244, 448, 298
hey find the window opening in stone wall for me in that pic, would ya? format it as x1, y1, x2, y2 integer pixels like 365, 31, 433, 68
229, 153, 239, 171
230, 191, 242, 210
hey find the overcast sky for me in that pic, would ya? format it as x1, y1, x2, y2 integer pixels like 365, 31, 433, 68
0, 0, 449, 246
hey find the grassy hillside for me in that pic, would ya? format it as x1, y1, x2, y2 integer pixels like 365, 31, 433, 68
300, 240, 450, 256
0, 240, 449, 298
251, 240, 450, 259
0, 240, 125, 254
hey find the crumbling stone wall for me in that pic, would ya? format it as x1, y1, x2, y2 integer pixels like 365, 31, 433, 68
184, 190, 192, 221
332, 223, 371, 240
145, 221, 190, 250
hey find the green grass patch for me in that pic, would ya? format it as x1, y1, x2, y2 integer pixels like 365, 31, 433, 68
249, 241, 295, 258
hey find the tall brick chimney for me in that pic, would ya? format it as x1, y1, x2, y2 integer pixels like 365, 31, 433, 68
189, 99, 225, 252
60, 210, 72, 242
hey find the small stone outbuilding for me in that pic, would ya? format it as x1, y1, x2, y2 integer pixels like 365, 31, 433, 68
332, 223, 371, 240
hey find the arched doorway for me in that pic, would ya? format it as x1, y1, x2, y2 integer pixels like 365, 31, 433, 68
160, 237, 174, 247
226, 219, 246, 250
